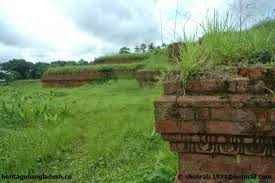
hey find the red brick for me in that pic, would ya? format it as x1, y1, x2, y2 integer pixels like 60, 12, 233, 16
164, 81, 182, 95
206, 121, 244, 135
186, 80, 201, 92
178, 108, 195, 121
154, 96, 176, 122
271, 110, 275, 122
238, 67, 266, 79
177, 96, 228, 108
178, 154, 275, 183
211, 108, 232, 121
232, 109, 256, 122
196, 108, 210, 120
253, 110, 271, 132
155, 121, 203, 134
186, 79, 225, 93
228, 77, 249, 93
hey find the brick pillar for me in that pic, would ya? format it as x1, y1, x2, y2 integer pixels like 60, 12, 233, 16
155, 66, 275, 183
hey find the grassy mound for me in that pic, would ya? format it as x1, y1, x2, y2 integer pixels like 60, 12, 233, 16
93, 53, 150, 64
43, 50, 174, 77
43, 63, 145, 77
180, 18, 275, 82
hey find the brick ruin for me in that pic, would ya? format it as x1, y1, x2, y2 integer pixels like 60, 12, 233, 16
42, 69, 162, 87
154, 66, 275, 183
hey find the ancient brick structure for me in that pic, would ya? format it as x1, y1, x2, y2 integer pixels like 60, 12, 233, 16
154, 66, 275, 183
41, 70, 111, 87
41, 69, 137, 87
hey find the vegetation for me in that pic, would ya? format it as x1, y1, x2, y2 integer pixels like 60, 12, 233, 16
142, 49, 175, 71
43, 49, 173, 77
179, 16, 275, 84
0, 59, 91, 80
43, 62, 145, 76
0, 80, 177, 183
93, 53, 150, 64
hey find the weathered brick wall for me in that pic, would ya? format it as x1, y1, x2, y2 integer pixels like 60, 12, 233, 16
41, 69, 137, 87
41, 70, 110, 87
155, 66, 275, 183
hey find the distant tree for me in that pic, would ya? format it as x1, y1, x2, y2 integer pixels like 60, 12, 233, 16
30, 62, 50, 79
140, 43, 147, 53
78, 59, 88, 65
161, 43, 167, 48
134, 45, 140, 53
0, 70, 18, 84
148, 42, 155, 52
1, 59, 34, 79
51, 61, 67, 67
119, 47, 131, 54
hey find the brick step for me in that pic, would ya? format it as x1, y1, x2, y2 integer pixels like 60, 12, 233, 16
154, 95, 275, 135
164, 77, 274, 95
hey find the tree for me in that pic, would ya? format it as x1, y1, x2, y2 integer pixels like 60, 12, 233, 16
148, 42, 155, 52
0, 70, 17, 84
119, 47, 130, 54
30, 62, 50, 79
140, 43, 147, 53
134, 45, 140, 53
1, 59, 34, 79
78, 59, 88, 65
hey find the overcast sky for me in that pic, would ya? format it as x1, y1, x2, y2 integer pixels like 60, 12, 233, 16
0, 0, 274, 63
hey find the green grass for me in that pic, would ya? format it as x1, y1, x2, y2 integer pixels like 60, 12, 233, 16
142, 49, 175, 71
43, 50, 174, 77
180, 17, 275, 82
0, 80, 177, 183
94, 53, 150, 64
43, 63, 145, 76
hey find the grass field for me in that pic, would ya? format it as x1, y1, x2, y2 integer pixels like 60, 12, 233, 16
0, 80, 177, 183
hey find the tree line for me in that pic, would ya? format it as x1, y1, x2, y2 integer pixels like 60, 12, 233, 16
119, 42, 167, 54
0, 59, 89, 81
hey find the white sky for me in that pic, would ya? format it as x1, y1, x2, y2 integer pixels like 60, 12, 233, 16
0, 0, 274, 62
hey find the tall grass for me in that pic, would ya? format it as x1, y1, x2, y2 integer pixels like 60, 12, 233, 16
43, 62, 145, 76
94, 53, 150, 64
142, 49, 175, 71
179, 13, 274, 83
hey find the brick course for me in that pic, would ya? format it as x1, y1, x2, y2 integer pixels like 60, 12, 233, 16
155, 66, 275, 183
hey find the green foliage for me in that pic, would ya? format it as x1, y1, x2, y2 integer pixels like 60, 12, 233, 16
0, 89, 70, 129
119, 46, 131, 54
1, 59, 34, 79
0, 70, 18, 84
0, 80, 177, 182
29, 62, 50, 79
43, 63, 145, 76
142, 49, 175, 71
180, 43, 206, 86
94, 53, 149, 64
179, 15, 275, 83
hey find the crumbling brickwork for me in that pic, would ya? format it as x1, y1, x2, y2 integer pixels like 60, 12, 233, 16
155, 66, 275, 183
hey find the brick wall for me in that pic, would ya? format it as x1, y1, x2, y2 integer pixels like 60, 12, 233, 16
154, 66, 275, 183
